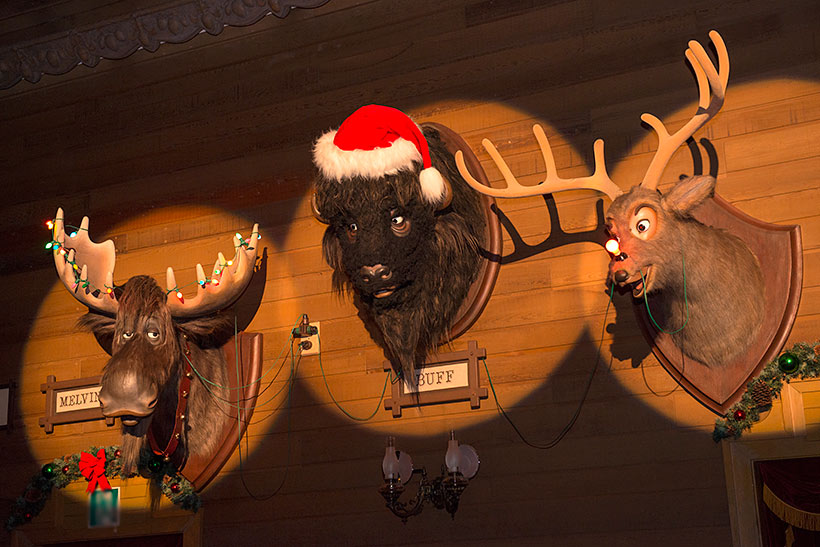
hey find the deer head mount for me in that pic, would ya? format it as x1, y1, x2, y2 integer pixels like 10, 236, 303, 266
456, 31, 802, 412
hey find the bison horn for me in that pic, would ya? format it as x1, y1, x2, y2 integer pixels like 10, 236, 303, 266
311, 192, 330, 224
435, 179, 453, 211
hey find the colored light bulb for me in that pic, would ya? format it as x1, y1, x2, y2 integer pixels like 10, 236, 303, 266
176, 291, 184, 302
605, 239, 621, 256
46, 220, 54, 230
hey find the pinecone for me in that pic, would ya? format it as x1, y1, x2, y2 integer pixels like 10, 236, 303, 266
752, 382, 773, 409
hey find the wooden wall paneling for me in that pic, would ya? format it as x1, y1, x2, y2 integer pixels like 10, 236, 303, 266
3, 0, 820, 544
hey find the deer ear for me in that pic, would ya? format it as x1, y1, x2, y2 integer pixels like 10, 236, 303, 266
661, 175, 716, 216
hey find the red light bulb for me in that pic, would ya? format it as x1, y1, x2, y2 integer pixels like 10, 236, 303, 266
605, 239, 621, 256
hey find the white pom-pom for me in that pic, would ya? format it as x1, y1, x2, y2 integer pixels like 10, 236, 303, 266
419, 167, 446, 204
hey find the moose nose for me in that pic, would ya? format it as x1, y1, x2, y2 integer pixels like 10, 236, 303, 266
98, 371, 158, 419
614, 270, 630, 284
360, 264, 392, 284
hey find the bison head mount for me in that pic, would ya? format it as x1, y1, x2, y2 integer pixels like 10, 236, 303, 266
312, 105, 497, 379
51, 208, 260, 474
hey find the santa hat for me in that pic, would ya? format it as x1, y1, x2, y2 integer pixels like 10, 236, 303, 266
312, 105, 447, 204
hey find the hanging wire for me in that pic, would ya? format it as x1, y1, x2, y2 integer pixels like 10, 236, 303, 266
236, 338, 300, 500
641, 251, 689, 334
482, 282, 615, 450
316, 331, 392, 421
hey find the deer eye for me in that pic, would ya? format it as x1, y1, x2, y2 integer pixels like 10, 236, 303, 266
122, 331, 134, 340
636, 219, 650, 233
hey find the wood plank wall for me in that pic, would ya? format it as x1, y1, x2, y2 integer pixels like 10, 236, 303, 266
1, 0, 819, 544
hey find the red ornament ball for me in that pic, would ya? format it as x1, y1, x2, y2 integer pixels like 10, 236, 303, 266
62, 465, 69, 474
24, 513, 32, 520
170, 483, 181, 493
733, 409, 747, 421
114, 449, 121, 458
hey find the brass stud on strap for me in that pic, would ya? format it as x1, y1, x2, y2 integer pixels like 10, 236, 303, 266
174, 433, 180, 440
182, 390, 189, 398
179, 414, 185, 420
185, 371, 193, 379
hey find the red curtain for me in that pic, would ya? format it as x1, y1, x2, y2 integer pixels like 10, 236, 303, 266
756, 457, 820, 547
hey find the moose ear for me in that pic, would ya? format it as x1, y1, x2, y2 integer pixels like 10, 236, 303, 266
77, 312, 116, 355
661, 175, 716, 216
176, 313, 234, 349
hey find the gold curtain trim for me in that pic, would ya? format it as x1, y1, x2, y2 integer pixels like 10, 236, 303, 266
763, 483, 820, 532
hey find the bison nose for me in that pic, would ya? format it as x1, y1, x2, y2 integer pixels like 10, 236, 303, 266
360, 264, 392, 284
614, 270, 630, 284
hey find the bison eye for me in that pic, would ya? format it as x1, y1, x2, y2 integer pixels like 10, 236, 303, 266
147, 330, 160, 340
122, 331, 134, 340
390, 214, 410, 236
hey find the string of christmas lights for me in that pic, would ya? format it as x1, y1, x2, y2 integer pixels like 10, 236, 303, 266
44, 216, 259, 302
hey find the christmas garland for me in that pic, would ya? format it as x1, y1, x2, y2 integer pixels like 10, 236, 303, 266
6, 445, 199, 530
713, 341, 820, 441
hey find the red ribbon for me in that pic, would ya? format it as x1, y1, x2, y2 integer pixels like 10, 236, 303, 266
79, 449, 111, 493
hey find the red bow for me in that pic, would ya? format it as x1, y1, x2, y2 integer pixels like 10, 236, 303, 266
79, 449, 111, 493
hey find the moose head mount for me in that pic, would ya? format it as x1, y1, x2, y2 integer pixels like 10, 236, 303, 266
51, 208, 263, 484
456, 31, 802, 412
312, 105, 501, 381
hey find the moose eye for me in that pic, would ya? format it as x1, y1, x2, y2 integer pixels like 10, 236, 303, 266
122, 331, 134, 340
636, 219, 651, 233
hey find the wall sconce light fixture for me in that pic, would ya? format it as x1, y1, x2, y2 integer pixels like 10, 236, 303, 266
380, 431, 479, 522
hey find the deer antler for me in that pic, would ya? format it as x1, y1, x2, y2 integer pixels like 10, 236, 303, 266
640, 30, 729, 190
165, 224, 260, 318
52, 208, 119, 316
455, 124, 623, 201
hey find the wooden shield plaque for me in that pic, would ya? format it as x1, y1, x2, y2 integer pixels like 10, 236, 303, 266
634, 194, 802, 414
423, 122, 502, 341
152, 331, 263, 491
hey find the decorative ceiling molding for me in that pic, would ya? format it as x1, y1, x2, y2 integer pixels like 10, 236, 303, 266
0, 0, 330, 90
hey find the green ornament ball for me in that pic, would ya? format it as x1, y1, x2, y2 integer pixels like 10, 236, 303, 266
41, 463, 55, 478
778, 352, 800, 374
148, 458, 162, 473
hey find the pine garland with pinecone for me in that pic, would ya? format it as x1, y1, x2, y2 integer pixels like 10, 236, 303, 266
713, 341, 820, 441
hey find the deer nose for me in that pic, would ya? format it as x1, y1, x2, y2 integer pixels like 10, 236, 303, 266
360, 264, 392, 284
614, 270, 630, 284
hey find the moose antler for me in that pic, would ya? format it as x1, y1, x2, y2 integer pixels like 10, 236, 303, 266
165, 225, 260, 318
455, 123, 623, 201
640, 30, 729, 190
52, 207, 119, 316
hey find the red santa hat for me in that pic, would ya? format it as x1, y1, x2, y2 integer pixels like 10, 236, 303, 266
312, 105, 448, 204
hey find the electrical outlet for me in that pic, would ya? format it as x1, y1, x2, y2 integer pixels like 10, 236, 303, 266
298, 321, 320, 356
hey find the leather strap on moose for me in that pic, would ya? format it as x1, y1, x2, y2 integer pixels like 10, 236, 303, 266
148, 335, 193, 461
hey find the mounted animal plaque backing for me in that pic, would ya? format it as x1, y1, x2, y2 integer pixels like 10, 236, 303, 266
456, 30, 802, 414
311, 105, 501, 384
50, 209, 264, 490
